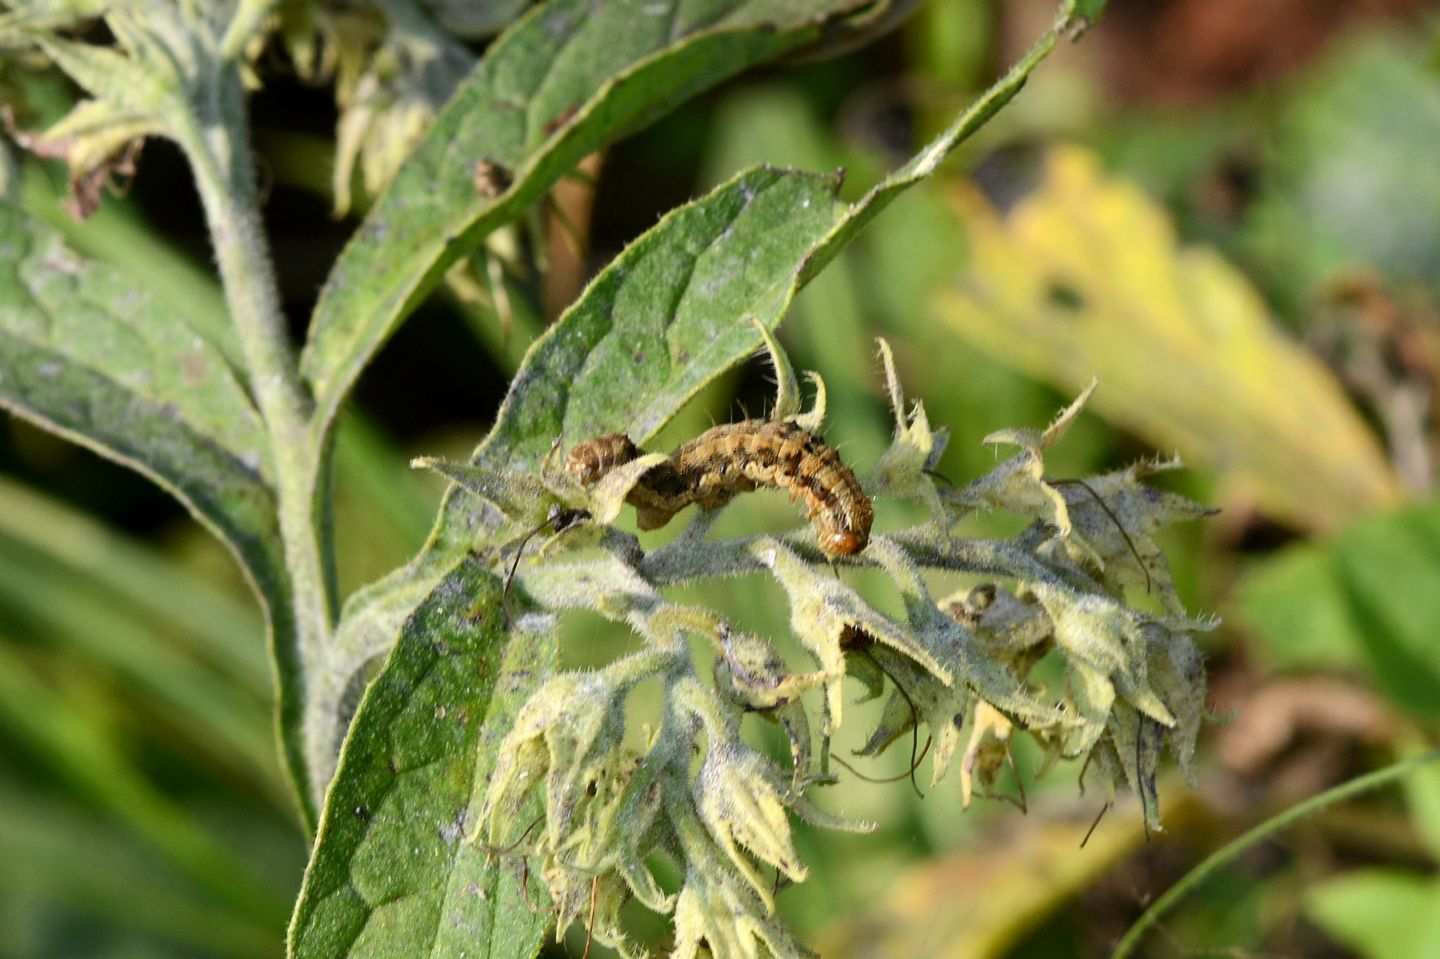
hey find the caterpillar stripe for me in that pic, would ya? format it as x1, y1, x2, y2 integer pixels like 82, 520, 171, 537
564, 420, 873, 557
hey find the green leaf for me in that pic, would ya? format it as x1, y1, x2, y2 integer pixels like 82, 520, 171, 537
1244, 35, 1440, 312
300, 0, 877, 446
0, 471, 267, 692
320, 4, 1082, 780
1402, 736, 1440, 860
288, 560, 555, 959
0, 639, 287, 928
1307, 870, 1440, 959
0, 537, 277, 787
1238, 497, 1440, 718
319, 164, 844, 777
1069, 0, 1107, 24
1234, 544, 1365, 672
0, 203, 313, 819
0, 784, 281, 959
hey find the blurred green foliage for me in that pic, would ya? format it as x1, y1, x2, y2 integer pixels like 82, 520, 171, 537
3, 1, 1440, 958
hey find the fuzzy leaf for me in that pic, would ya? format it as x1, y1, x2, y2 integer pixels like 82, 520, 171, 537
411, 456, 556, 526
1053, 460, 1214, 616
301, 0, 878, 443
749, 315, 803, 421
868, 338, 946, 505
288, 561, 555, 959
1238, 497, 1440, 718
950, 382, 1096, 537
1307, 871, 1440, 959
328, 0, 1085, 783
757, 538, 951, 732
937, 145, 1402, 531
0, 204, 316, 814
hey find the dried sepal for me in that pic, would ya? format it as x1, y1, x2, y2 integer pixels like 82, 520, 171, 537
1035, 583, 1176, 722
948, 382, 1098, 546
586, 452, 673, 524
412, 456, 558, 527
852, 645, 972, 786
1052, 459, 1217, 614
749, 316, 803, 422
944, 583, 1053, 666
1106, 702, 1165, 832
793, 370, 829, 434
674, 676, 806, 903
671, 805, 815, 959
474, 651, 667, 851
869, 338, 948, 507
754, 537, 951, 732
715, 625, 826, 712
545, 865, 645, 959
1142, 624, 1207, 786
671, 871, 812, 959
959, 701, 1016, 807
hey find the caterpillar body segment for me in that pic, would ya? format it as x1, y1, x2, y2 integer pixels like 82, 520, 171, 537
564, 420, 873, 557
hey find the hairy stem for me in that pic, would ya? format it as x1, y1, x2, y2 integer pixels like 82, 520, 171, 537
172, 67, 333, 825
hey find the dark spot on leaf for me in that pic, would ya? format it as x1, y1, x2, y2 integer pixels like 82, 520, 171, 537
1046, 281, 1085, 312
354, 805, 371, 821
473, 158, 513, 198
543, 102, 581, 136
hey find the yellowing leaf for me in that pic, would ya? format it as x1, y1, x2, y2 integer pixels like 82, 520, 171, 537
937, 146, 1402, 532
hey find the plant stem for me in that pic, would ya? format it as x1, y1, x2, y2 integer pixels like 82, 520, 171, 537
173, 67, 333, 825
1110, 749, 1440, 959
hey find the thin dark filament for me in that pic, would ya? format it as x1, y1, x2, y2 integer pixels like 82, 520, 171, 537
922, 467, 957, 488
830, 738, 932, 790
1053, 478, 1152, 595
501, 521, 548, 623
1078, 749, 1095, 794
520, 856, 535, 910
1006, 745, 1029, 814
855, 647, 929, 797
489, 813, 544, 857
1137, 716, 1151, 842
1080, 800, 1111, 849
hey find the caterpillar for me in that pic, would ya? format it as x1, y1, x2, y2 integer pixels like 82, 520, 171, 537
564, 419, 873, 557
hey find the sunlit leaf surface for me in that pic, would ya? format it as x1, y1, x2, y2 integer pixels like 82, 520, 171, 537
936, 146, 1402, 532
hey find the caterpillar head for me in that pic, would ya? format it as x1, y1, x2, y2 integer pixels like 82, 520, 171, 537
816, 495, 873, 557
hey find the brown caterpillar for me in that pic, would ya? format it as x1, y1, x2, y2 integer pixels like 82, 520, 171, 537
564, 420, 873, 557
